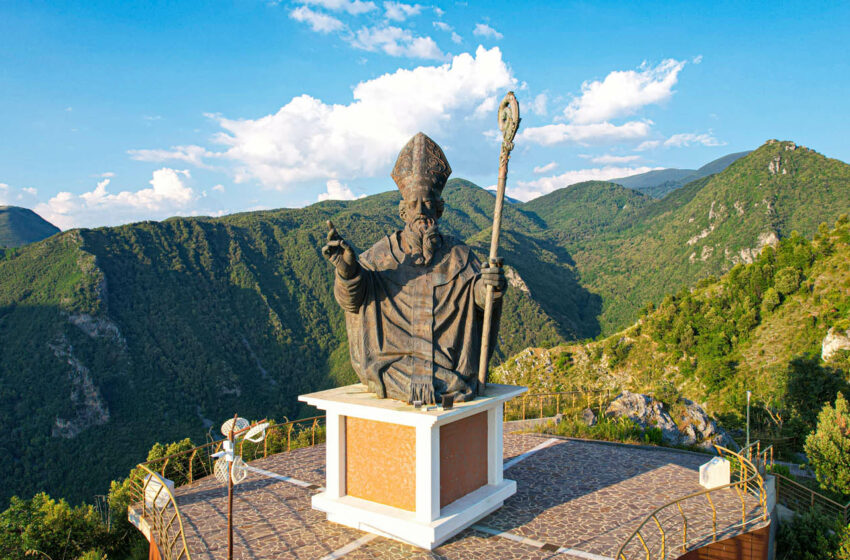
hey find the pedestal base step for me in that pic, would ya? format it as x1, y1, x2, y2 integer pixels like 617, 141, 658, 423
313, 480, 517, 550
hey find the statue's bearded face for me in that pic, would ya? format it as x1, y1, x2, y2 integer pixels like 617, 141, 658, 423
400, 188, 442, 230
399, 187, 444, 265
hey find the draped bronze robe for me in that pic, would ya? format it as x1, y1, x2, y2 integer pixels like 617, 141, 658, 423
334, 231, 500, 403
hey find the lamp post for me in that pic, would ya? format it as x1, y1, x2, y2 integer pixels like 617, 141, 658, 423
746, 390, 752, 449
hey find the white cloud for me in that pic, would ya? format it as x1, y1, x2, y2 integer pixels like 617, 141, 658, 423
663, 132, 724, 147
636, 132, 724, 150
692, 54, 703, 64
533, 162, 558, 174
473, 23, 503, 40
298, 0, 376, 15
0, 182, 39, 205
450, 31, 462, 44
519, 120, 651, 146
432, 21, 451, 31
509, 165, 660, 202
208, 46, 514, 188
636, 140, 661, 151
97, 172, 116, 178
128, 145, 215, 168
563, 59, 686, 124
349, 25, 443, 59
317, 179, 366, 201
34, 169, 198, 229
290, 6, 345, 33
580, 154, 641, 164
472, 95, 497, 118
529, 93, 547, 116
384, 1, 422, 21
212, 184, 225, 193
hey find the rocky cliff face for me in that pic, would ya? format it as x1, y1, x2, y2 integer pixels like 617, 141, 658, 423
605, 391, 738, 450
822, 327, 850, 361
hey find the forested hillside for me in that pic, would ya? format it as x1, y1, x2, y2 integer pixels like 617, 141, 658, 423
0, 206, 60, 247
0, 179, 567, 506
2, 139, 849, 506
494, 218, 850, 450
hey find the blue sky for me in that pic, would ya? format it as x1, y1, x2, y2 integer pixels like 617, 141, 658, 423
1, 0, 848, 229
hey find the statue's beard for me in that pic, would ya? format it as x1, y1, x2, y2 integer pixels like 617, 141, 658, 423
402, 218, 441, 266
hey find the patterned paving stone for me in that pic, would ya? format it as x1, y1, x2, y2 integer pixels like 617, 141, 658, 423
165, 434, 768, 559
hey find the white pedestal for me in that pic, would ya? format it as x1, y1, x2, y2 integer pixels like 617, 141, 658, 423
299, 383, 526, 550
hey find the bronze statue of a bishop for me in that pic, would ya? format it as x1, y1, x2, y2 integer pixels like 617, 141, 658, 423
322, 132, 506, 404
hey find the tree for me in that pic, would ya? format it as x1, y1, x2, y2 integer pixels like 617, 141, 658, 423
0, 493, 107, 560
776, 510, 843, 560
804, 392, 850, 497
761, 287, 781, 314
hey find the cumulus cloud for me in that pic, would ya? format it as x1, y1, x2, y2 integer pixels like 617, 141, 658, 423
384, 1, 422, 21
34, 169, 198, 229
564, 59, 686, 124
298, 0, 376, 15
533, 162, 558, 174
317, 179, 366, 201
289, 6, 345, 32
212, 184, 225, 193
519, 120, 651, 146
580, 154, 641, 164
451, 31, 462, 44
207, 46, 514, 188
473, 23, 503, 39
433, 21, 450, 31
509, 165, 660, 202
349, 25, 443, 59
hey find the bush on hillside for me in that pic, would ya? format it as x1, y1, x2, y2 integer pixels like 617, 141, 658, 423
805, 392, 850, 498
776, 510, 843, 560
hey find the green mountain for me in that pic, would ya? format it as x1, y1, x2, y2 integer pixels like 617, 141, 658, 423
560, 141, 850, 332
0, 179, 568, 506
493, 217, 850, 452
610, 151, 750, 198
1, 140, 848, 506
0, 206, 60, 247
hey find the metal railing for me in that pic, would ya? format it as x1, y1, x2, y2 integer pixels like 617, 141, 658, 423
127, 416, 326, 559
774, 473, 850, 525
130, 465, 193, 560
616, 445, 769, 560
740, 440, 774, 474
503, 389, 611, 421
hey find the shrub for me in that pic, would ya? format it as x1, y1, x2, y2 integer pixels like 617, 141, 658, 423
776, 510, 842, 560
804, 392, 850, 498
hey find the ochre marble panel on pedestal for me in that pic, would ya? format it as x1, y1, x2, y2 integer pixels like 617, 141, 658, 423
439, 411, 488, 507
345, 417, 416, 511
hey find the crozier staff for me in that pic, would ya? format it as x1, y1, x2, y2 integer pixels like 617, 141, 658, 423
322, 132, 507, 404
478, 92, 520, 394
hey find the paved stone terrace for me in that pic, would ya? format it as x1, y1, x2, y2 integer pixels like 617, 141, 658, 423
167, 433, 766, 560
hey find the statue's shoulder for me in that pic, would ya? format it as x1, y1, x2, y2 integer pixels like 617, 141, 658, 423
441, 236, 478, 265
359, 233, 399, 271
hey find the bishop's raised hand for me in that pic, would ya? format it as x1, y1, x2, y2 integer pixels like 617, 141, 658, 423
322, 220, 359, 279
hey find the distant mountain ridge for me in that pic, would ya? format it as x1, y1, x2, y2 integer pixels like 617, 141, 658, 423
1, 139, 848, 507
0, 206, 60, 247
610, 151, 751, 198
